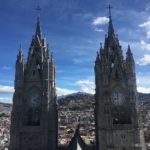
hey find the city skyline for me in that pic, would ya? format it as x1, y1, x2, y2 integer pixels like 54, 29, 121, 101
0, 0, 150, 103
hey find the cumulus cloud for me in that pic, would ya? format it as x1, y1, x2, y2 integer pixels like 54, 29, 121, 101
92, 17, 109, 25
0, 97, 12, 103
0, 85, 14, 94
72, 58, 83, 64
145, 3, 150, 11
56, 87, 77, 96
92, 16, 109, 33
94, 28, 104, 32
137, 75, 150, 86
2, 66, 12, 70
75, 80, 95, 94
137, 75, 150, 93
137, 86, 150, 94
0, 80, 13, 83
72, 58, 91, 64
139, 17, 150, 39
140, 40, 150, 51
137, 54, 150, 65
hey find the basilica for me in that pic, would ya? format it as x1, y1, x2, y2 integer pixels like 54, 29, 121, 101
9, 7, 146, 150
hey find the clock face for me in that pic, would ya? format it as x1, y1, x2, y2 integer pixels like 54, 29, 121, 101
111, 91, 124, 106
28, 92, 40, 107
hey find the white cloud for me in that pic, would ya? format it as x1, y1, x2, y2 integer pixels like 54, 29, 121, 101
0, 85, 14, 94
0, 80, 13, 83
2, 66, 12, 70
137, 66, 150, 93
72, 58, 91, 64
137, 86, 150, 94
145, 3, 150, 11
0, 97, 12, 103
137, 75, 150, 93
139, 17, 150, 39
75, 80, 95, 94
92, 16, 109, 25
137, 54, 150, 65
146, 7, 150, 12
56, 87, 77, 96
57, 70, 64, 73
137, 75, 150, 86
94, 28, 104, 32
140, 40, 150, 51
72, 58, 84, 64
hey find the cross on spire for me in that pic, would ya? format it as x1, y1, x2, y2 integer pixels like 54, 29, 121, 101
36, 5, 42, 16
106, 4, 115, 38
106, 4, 113, 17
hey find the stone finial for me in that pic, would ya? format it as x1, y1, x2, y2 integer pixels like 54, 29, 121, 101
35, 16, 42, 39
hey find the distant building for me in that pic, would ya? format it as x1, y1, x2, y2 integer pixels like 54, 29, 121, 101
9, 6, 146, 150
95, 5, 146, 150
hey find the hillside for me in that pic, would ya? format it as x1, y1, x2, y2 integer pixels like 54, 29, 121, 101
58, 92, 94, 111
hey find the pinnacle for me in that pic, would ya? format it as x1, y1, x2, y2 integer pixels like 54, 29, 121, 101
106, 4, 115, 38
128, 44, 131, 50
127, 44, 132, 54
108, 14, 115, 37
17, 44, 23, 63
35, 16, 42, 39
18, 44, 23, 56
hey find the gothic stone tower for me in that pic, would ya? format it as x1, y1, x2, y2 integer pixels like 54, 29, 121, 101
95, 8, 146, 150
9, 16, 57, 150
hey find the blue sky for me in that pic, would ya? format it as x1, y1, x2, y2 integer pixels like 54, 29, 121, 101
1, 0, 150, 103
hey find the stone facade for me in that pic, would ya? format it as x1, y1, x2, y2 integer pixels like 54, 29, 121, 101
95, 9, 146, 150
9, 16, 57, 150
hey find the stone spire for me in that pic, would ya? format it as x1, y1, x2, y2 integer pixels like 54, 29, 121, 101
99, 43, 103, 56
16, 44, 23, 64
126, 45, 135, 73
96, 51, 100, 64
107, 4, 115, 38
27, 16, 46, 63
104, 4, 119, 50
126, 45, 134, 62
127, 45, 132, 55
15, 44, 24, 82
35, 16, 42, 39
